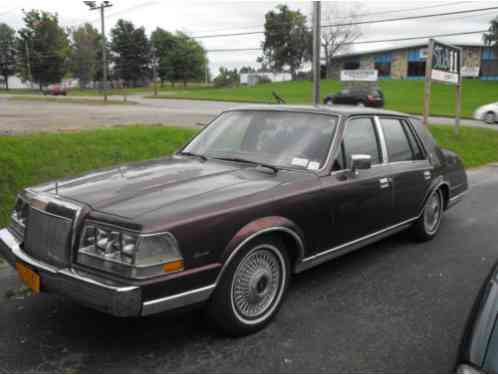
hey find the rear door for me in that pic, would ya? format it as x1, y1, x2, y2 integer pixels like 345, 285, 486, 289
377, 117, 432, 222
318, 116, 394, 250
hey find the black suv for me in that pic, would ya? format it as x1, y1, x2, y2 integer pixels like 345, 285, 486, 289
324, 87, 384, 108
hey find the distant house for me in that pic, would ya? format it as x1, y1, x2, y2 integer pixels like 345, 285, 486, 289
0, 76, 80, 90
240, 72, 292, 86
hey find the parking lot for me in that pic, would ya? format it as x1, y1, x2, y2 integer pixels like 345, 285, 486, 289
1, 165, 497, 373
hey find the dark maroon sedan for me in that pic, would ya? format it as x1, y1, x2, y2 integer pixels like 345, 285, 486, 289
0, 106, 467, 335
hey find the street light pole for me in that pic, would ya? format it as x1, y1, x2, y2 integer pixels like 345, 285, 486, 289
312, 1, 321, 106
84, 1, 113, 102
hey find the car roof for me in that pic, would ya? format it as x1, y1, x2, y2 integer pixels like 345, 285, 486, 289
225, 104, 409, 118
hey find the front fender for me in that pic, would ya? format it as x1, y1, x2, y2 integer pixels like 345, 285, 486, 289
221, 216, 305, 262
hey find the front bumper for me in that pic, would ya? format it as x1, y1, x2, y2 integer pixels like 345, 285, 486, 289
0, 228, 215, 317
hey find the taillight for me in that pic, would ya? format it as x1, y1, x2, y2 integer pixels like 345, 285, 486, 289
368, 95, 379, 102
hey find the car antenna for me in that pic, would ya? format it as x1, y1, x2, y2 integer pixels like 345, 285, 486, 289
272, 91, 286, 104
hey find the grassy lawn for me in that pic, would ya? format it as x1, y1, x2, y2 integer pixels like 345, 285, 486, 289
8, 96, 137, 105
0, 124, 497, 227
146, 79, 498, 118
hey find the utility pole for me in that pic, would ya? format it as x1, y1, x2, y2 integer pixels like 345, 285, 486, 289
84, 1, 113, 102
24, 40, 33, 89
312, 1, 321, 106
423, 39, 434, 127
151, 47, 158, 97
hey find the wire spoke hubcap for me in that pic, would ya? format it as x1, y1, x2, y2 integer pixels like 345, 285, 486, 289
424, 191, 442, 234
231, 247, 283, 321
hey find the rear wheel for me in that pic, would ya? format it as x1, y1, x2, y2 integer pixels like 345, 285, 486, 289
484, 111, 496, 124
208, 236, 290, 336
357, 101, 366, 107
412, 189, 444, 241
324, 98, 333, 105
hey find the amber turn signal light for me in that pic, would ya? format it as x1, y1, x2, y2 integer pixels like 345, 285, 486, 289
163, 260, 184, 273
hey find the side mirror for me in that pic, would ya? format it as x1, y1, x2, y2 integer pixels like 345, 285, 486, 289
350, 154, 372, 176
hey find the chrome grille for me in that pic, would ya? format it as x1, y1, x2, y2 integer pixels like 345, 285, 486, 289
24, 207, 73, 268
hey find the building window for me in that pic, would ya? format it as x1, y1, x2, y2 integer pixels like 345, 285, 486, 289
343, 60, 360, 70
407, 49, 426, 78
374, 53, 392, 77
481, 47, 498, 80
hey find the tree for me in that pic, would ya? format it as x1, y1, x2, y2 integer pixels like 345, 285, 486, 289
16, 10, 70, 90
0, 23, 16, 90
110, 19, 150, 87
69, 23, 100, 89
321, 3, 361, 79
484, 16, 498, 54
240, 66, 256, 74
172, 32, 207, 86
150, 28, 178, 86
213, 67, 239, 87
151, 29, 207, 87
261, 4, 312, 79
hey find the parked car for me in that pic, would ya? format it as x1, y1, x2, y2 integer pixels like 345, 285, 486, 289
324, 87, 384, 108
473, 102, 498, 124
457, 261, 498, 374
43, 84, 67, 96
0, 106, 467, 336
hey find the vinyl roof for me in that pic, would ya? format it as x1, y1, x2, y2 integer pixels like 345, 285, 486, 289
226, 104, 410, 118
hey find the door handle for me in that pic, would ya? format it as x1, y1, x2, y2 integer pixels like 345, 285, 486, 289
424, 171, 432, 180
379, 177, 391, 189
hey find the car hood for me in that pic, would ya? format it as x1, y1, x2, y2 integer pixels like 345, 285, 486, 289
30, 156, 295, 222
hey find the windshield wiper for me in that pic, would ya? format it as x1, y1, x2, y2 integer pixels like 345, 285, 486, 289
179, 151, 207, 162
212, 156, 279, 174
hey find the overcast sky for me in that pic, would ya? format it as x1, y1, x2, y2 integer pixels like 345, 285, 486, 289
0, 0, 497, 73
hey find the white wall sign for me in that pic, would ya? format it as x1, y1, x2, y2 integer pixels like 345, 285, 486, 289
340, 69, 378, 82
461, 66, 480, 78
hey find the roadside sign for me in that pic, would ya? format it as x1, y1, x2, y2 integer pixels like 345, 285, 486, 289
340, 69, 378, 82
431, 41, 461, 84
423, 39, 463, 135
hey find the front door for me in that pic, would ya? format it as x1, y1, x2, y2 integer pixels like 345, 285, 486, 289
316, 116, 394, 252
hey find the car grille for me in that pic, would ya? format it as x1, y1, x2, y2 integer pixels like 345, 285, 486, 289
24, 207, 73, 268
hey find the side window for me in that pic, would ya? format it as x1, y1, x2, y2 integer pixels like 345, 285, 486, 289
402, 121, 425, 160
341, 117, 382, 168
380, 118, 416, 162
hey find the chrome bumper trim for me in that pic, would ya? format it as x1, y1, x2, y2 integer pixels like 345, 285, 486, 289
1, 227, 216, 317
142, 284, 215, 316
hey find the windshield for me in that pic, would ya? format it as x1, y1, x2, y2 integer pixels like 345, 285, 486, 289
183, 110, 338, 171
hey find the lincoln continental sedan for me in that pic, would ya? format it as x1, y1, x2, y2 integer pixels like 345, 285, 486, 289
0, 105, 468, 335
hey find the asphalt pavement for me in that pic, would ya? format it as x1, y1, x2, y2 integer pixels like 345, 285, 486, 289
1, 165, 498, 373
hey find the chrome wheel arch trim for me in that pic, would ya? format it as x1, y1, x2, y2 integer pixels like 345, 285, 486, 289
215, 226, 305, 286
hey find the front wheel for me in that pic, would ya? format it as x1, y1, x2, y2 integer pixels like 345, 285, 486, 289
484, 111, 496, 124
324, 98, 333, 105
356, 101, 366, 107
208, 236, 290, 336
412, 189, 444, 241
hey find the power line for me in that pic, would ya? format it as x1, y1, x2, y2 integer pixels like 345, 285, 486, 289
205, 29, 489, 53
324, 6, 498, 28
192, 6, 498, 39
186, 1, 472, 36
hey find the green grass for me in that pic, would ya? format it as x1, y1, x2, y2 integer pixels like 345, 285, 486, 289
0, 124, 497, 228
8, 96, 137, 105
0, 126, 198, 226
146, 79, 498, 118
431, 125, 498, 168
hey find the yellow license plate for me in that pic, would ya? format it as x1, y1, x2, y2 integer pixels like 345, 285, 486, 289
16, 262, 40, 294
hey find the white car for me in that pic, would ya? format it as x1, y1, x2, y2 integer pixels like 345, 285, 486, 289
473, 102, 498, 124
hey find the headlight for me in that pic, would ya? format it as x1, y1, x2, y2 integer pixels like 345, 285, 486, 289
77, 222, 184, 279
